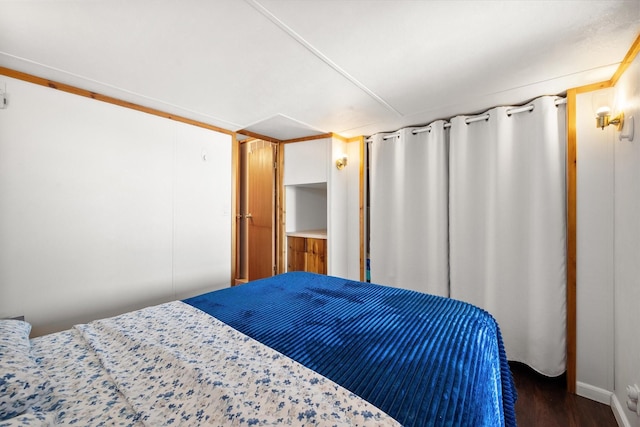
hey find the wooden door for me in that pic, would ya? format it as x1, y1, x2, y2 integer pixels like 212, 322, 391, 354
247, 141, 276, 281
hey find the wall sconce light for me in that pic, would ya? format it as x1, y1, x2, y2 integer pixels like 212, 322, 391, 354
335, 155, 348, 170
596, 106, 624, 131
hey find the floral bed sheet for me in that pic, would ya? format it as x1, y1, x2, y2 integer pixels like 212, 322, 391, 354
2, 301, 398, 426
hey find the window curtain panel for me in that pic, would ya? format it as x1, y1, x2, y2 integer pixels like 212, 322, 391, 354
369, 123, 449, 296
449, 96, 567, 376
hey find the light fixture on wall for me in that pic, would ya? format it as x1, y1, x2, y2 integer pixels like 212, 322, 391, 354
595, 106, 624, 130
335, 155, 348, 170
595, 106, 635, 142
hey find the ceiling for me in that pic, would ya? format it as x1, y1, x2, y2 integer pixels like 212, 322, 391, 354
0, 1, 638, 139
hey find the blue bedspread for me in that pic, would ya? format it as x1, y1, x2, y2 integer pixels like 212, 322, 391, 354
185, 272, 517, 427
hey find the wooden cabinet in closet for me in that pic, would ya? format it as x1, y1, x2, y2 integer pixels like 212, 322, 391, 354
287, 234, 327, 275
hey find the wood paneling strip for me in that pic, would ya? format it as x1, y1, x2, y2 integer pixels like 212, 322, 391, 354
282, 133, 334, 144
357, 136, 366, 282
276, 142, 286, 274
236, 130, 282, 144
610, 34, 640, 86
566, 88, 578, 394
231, 134, 240, 285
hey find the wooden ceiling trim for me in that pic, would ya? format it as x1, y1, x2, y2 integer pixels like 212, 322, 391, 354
235, 129, 282, 143
610, 33, 640, 87
281, 133, 333, 144
0, 66, 235, 136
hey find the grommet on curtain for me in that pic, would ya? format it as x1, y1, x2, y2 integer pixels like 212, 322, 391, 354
464, 114, 490, 125
412, 126, 431, 135
506, 105, 535, 117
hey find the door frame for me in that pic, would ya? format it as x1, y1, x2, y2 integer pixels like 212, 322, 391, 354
234, 137, 280, 284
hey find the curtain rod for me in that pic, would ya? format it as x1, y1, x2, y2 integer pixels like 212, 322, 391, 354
369, 97, 567, 141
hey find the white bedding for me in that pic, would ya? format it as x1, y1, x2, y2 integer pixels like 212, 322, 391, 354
2, 301, 398, 426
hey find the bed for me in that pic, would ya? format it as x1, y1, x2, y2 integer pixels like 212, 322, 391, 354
1, 272, 517, 426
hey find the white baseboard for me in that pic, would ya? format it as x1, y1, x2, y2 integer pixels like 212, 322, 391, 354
577, 381, 613, 405
611, 393, 632, 427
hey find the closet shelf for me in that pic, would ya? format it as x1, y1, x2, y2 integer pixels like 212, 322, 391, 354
286, 229, 327, 239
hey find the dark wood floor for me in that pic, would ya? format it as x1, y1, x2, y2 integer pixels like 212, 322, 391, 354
510, 362, 617, 427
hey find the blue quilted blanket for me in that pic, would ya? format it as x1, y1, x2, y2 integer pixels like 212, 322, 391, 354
185, 272, 517, 426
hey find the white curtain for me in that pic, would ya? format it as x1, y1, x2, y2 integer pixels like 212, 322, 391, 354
449, 96, 567, 376
369, 122, 449, 296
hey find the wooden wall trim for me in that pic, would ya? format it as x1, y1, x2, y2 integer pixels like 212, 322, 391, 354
564, 80, 611, 394
282, 133, 333, 143
574, 81, 612, 94
276, 142, 286, 274
610, 33, 640, 86
231, 134, 240, 286
238, 132, 348, 145
358, 136, 366, 281
236, 130, 282, 144
0, 66, 235, 136
330, 133, 348, 143
566, 88, 578, 394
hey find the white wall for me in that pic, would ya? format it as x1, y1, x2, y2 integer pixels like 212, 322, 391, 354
284, 185, 327, 233
576, 88, 616, 402
612, 53, 640, 427
576, 52, 640, 426
328, 137, 348, 278
0, 77, 232, 336
283, 138, 327, 186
